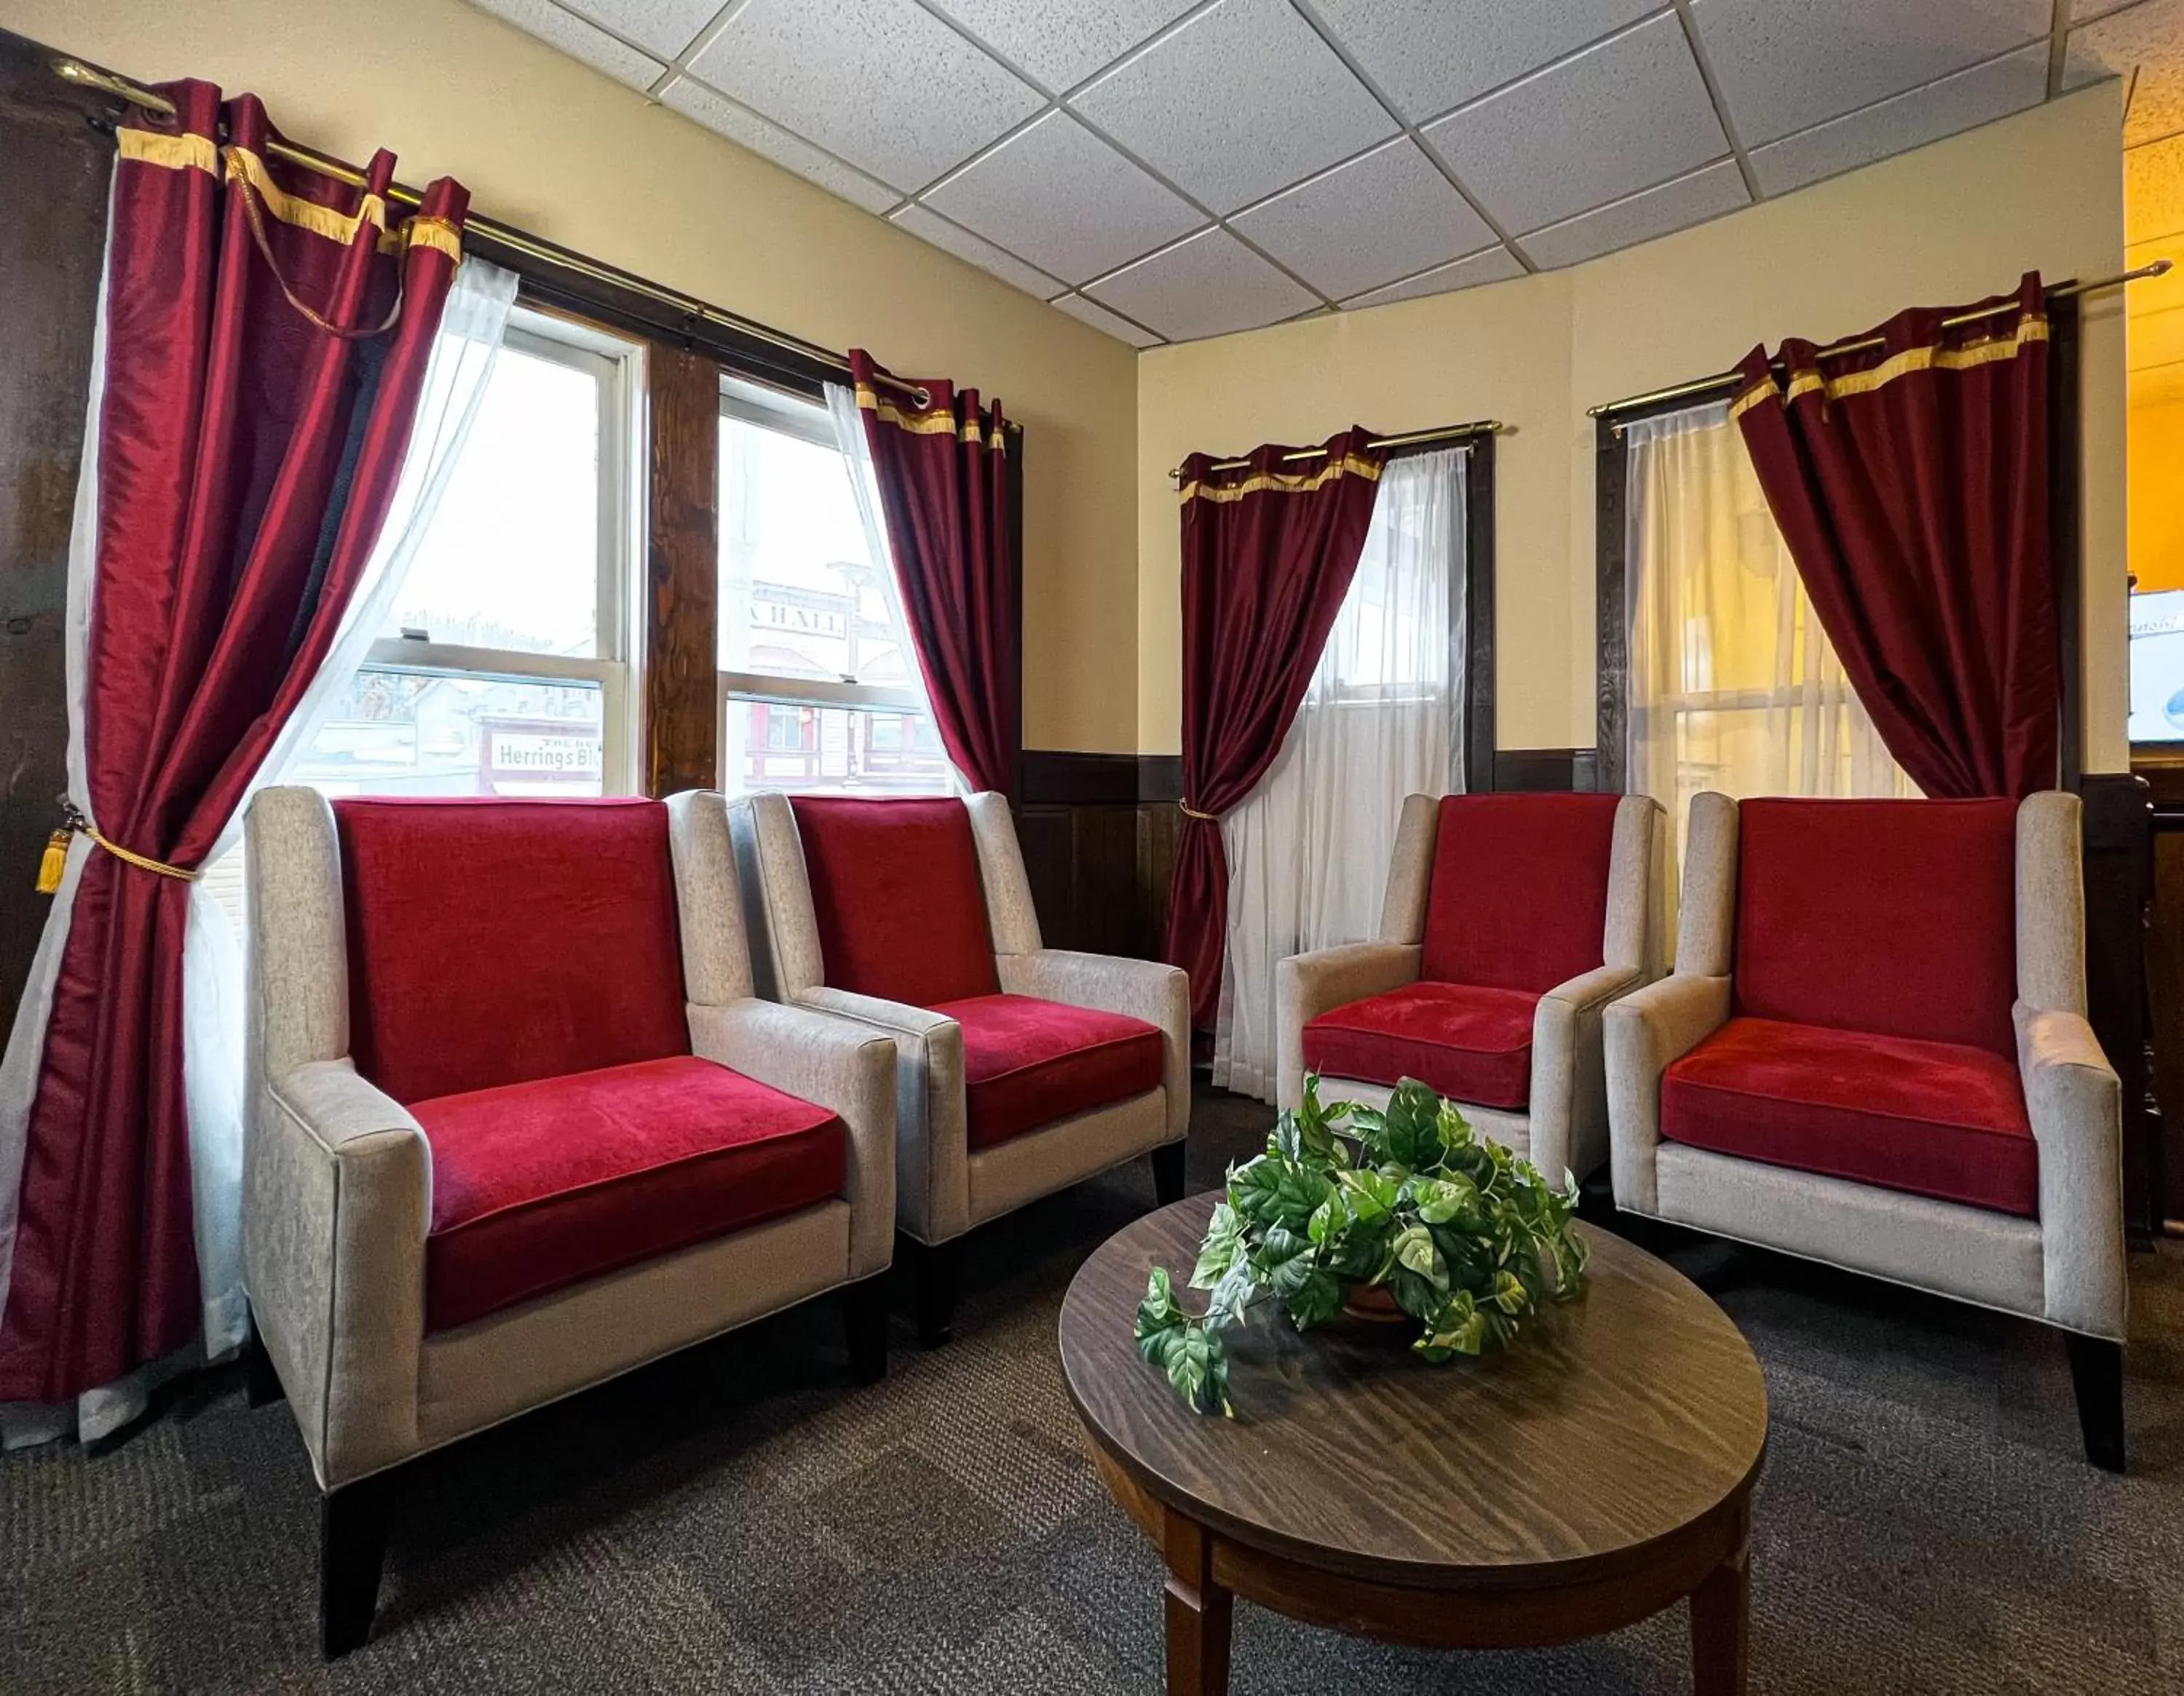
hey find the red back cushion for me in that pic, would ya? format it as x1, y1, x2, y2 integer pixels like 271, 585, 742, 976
333, 798, 690, 1103
1420, 793, 1623, 991
790, 796, 1000, 1007
1733, 798, 2019, 1057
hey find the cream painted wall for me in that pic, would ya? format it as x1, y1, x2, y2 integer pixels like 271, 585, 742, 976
4, 0, 1146, 751
1138, 86, 2131, 772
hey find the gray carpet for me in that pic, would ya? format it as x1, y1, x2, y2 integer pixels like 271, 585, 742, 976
5, 1086, 2182, 1695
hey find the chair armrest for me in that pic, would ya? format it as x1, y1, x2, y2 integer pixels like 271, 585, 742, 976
1602, 974, 1731, 1214
1530, 964, 1647, 1187
1274, 943, 1421, 1111
997, 949, 1190, 1142
794, 988, 968, 1244
2017, 1004, 2127, 1338
245, 1060, 430, 1488
691, 1000, 899, 1282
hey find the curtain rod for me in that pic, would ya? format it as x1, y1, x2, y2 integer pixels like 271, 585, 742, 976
50, 54, 934, 408
1166, 419, 1504, 485
1586, 261, 2172, 424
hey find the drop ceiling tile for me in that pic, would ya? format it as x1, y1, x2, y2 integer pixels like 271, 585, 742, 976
1749, 42, 2048, 197
466, 0, 665, 90
661, 79, 899, 213
684, 0, 1045, 191
922, 0, 1199, 95
1070, 0, 1398, 214
1085, 228, 1319, 341
1339, 245, 1526, 309
922, 111, 1205, 285
1690, 0, 2051, 148
2068, 0, 2184, 146
1230, 139, 1496, 301
1306, 0, 1661, 123
1050, 292, 1166, 346
1423, 13, 1725, 235
560, 0, 721, 59
1516, 159, 1747, 269
889, 205, 1064, 298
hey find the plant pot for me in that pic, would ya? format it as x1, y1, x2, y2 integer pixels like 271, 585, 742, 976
1342, 1283, 1406, 1324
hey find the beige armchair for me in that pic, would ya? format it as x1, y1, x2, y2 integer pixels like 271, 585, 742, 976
1605, 791, 2127, 1470
733, 790, 1190, 1343
1276, 791, 1658, 1186
242, 788, 897, 1655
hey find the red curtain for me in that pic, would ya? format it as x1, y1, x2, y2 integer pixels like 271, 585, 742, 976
1730, 273, 2059, 799
0, 84, 466, 1403
1162, 432, 1385, 1033
847, 351, 1018, 796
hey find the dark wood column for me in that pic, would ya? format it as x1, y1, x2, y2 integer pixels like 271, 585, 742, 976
643, 343, 721, 797
0, 31, 112, 1028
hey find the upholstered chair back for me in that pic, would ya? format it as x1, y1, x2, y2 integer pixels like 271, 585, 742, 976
332, 797, 692, 1104
787, 796, 1000, 1006
1731, 798, 2019, 1058
1417, 793, 1626, 992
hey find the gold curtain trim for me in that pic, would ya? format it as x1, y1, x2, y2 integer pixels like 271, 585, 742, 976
1730, 313, 2049, 419
226, 146, 387, 245
34, 817, 197, 894
116, 126, 218, 174
1176, 453, 1382, 505
379, 214, 463, 262
120, 129, 453, 261
854, 383, 1005, 451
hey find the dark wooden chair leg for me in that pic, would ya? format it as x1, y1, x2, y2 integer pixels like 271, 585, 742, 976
2065, 1332, 2126, 1473
321, 1472, 395, 1658
843, 1273, 889, 1384
903, 1235, 960, 1347
1151, 1141, 1187, 1207
242, 1309, 285, 1410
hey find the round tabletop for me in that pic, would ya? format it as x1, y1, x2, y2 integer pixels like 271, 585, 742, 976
1059, 1193, 1768, 1596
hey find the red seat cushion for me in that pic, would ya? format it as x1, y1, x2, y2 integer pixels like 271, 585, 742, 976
1735, 798, 2019, 1058
1420, 793, 1622, 993
333, 798, 690, 1104
1660, 1016, 2035, 1217
791, 796, 1000, 1007
1300, 981, 1538, 1111
413, 1055, 846, 1331
930, 994, 1166, 1152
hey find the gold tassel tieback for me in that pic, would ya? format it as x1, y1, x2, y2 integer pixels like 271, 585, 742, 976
34, 807, 199, 894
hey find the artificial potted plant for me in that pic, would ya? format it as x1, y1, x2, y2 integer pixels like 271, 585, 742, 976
1136, 1075, 1589, 1416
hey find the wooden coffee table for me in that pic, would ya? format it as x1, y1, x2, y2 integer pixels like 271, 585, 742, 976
1059, 1194, 1768, 1695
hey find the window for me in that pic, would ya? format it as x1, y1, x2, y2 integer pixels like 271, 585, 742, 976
717, 381, 948, 796
288, 310, 641, 799
1611, 400, 1912, 852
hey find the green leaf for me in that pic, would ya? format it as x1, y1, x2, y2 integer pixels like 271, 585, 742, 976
1412, 1173, 1478, 1227
1393, 1224, 1448, 1291
1283, 1266, 1345, 1331
1135, 1266, 1184, 1347
1190, 1202, 1245, 1289
1259, 1222, 1318, 1296
1378, 1079, 1444, 1170
1204, 1255, 1259, 1331
1490, 1267, 1530, 1315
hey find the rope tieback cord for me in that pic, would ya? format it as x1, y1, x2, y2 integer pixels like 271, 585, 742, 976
36, 805, 199, 894
1180, 804, 1219, 821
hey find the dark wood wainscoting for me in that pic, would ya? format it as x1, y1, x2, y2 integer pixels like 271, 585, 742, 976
1492, 749, 1599, 793
1016, 753, 1182, 959
0, 33, 111, 1026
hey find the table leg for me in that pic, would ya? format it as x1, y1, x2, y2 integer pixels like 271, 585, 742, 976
1689, 1538, 1749, 1696
1163, 1513, 1233, 1696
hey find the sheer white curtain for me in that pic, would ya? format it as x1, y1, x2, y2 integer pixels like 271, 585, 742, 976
1212, 446, 1466, 1103
0, 258, 518, 1451
1623, 400, 1911, 956
823, 382, 954, 789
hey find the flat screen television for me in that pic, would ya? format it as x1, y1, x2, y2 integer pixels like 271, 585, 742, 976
2129, 589, 2184, 744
